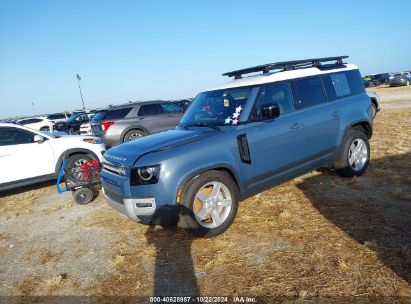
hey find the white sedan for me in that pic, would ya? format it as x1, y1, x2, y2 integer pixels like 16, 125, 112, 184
0, 123, 106, 191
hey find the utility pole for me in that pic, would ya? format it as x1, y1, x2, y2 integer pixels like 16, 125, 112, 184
76, 74, 85, 110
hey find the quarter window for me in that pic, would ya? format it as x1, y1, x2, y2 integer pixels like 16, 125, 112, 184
345, 70, 366, 95
322, 73, 351, 101
295, 77, 327, 109
105, 108, 132, 120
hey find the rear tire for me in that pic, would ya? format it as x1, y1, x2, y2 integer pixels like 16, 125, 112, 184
334, 128, 370, 177
73, 188, 93, 205
179, 170, 239, 237
123, 129, 146, 142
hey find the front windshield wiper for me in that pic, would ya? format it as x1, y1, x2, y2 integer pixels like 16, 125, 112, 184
180, 123, 220, 131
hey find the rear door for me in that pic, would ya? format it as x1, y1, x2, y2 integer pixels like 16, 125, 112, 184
159, 102, 184, 129
0, 127, 54, 184
293, 76, 340, 162
137, 103, 169, 133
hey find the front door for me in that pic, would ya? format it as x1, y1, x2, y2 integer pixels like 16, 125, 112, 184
0, 127, 54, 184
239, 82, 309, 196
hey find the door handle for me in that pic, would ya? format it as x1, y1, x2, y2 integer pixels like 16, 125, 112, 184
291, 122, 304, 130
332, 110, 339, 117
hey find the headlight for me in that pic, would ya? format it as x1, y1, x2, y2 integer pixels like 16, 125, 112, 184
131, 165, 161, 185
83, 138, 102, 144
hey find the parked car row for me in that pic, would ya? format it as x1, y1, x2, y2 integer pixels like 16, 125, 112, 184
389, 72, 411, 87
363, 71, 411, 87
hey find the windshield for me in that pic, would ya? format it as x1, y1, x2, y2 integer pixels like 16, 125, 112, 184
180, 87, 252, 126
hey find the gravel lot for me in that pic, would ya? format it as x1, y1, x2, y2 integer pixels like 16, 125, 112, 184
0, 86, 410, 303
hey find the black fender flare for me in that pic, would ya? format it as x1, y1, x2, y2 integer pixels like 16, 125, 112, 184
54, 148, 99, 175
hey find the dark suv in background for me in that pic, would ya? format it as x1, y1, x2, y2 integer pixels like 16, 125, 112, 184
91, 101, 184, 147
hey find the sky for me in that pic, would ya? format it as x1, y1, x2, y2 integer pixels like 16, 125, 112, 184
1, 0, 410, 118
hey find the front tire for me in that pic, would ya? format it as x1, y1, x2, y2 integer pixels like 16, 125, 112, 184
334, 128, 370, 177
179, 170, 239, 237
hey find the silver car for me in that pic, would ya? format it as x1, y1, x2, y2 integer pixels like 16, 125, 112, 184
91, 101, 184, 147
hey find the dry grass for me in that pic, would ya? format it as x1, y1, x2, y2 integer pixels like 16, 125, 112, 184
81, 106, 410, 301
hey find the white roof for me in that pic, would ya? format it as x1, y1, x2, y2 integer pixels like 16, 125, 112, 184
212, 63, 359, 91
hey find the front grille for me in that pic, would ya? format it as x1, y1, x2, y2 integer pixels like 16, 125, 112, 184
102, 161, 125, 176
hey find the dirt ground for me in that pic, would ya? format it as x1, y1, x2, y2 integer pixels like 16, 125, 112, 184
0, 86, 410, 303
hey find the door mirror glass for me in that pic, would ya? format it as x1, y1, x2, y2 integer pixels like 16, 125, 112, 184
261, 103, 280, 120
33, 135, 45, 143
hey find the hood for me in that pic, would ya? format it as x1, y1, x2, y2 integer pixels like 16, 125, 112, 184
103, 129, 217, 167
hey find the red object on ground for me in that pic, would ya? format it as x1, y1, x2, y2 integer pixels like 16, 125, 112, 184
80, 160, 101, 181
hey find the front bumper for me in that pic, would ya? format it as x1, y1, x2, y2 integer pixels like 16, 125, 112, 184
103, 187, 156, 224
101, 170, 180, 225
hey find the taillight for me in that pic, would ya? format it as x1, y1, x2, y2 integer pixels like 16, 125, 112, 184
101, 121, 115, 131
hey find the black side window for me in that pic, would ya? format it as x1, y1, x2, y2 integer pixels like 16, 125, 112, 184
295, 77, 327, 109
105, 108, 132, 120
322, 73, 351, 101
345, 70, 366, 95
48, 114, 66, 119
139, 104, 160, 116
252, 82, 295, 119
0, 127, 35, 146
19, 118, 42, 125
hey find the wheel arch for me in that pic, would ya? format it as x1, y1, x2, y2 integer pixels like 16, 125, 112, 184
54, 148, 99, 175
121, 125, 149, 142
177, 165, 243, 201
349, 121, 372, 139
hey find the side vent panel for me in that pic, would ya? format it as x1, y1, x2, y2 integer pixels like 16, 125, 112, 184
237, 134, 251, 164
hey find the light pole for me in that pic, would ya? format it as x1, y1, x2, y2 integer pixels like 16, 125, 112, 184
76, 74, 85, 110
32, 102, 35, 115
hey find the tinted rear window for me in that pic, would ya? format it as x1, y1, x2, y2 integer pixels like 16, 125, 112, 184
19, 118, 43, 125
138, 104, 160, 116
92, 111, 107, 122
48, 114, 66, 119
345, 70, 365, 95
322, 73, 351, 101
295, 77, 327, 109
104, 107, 132, 120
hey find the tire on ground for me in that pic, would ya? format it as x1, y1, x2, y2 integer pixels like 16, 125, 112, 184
334, 128, 370, 177
179, 170, 239, 237
73, 187, 94, 205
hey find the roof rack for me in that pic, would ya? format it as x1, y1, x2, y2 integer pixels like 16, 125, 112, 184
223, 56, 349, 79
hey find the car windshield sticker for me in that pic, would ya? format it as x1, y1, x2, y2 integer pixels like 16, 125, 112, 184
224, 99, 230, 107
225, 105, 243, 125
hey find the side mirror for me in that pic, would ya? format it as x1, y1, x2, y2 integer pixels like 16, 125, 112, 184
261, 103, 280, 120
33, 135, 45, 143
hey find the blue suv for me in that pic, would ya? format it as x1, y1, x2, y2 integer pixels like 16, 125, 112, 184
100, 56, 375, 237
